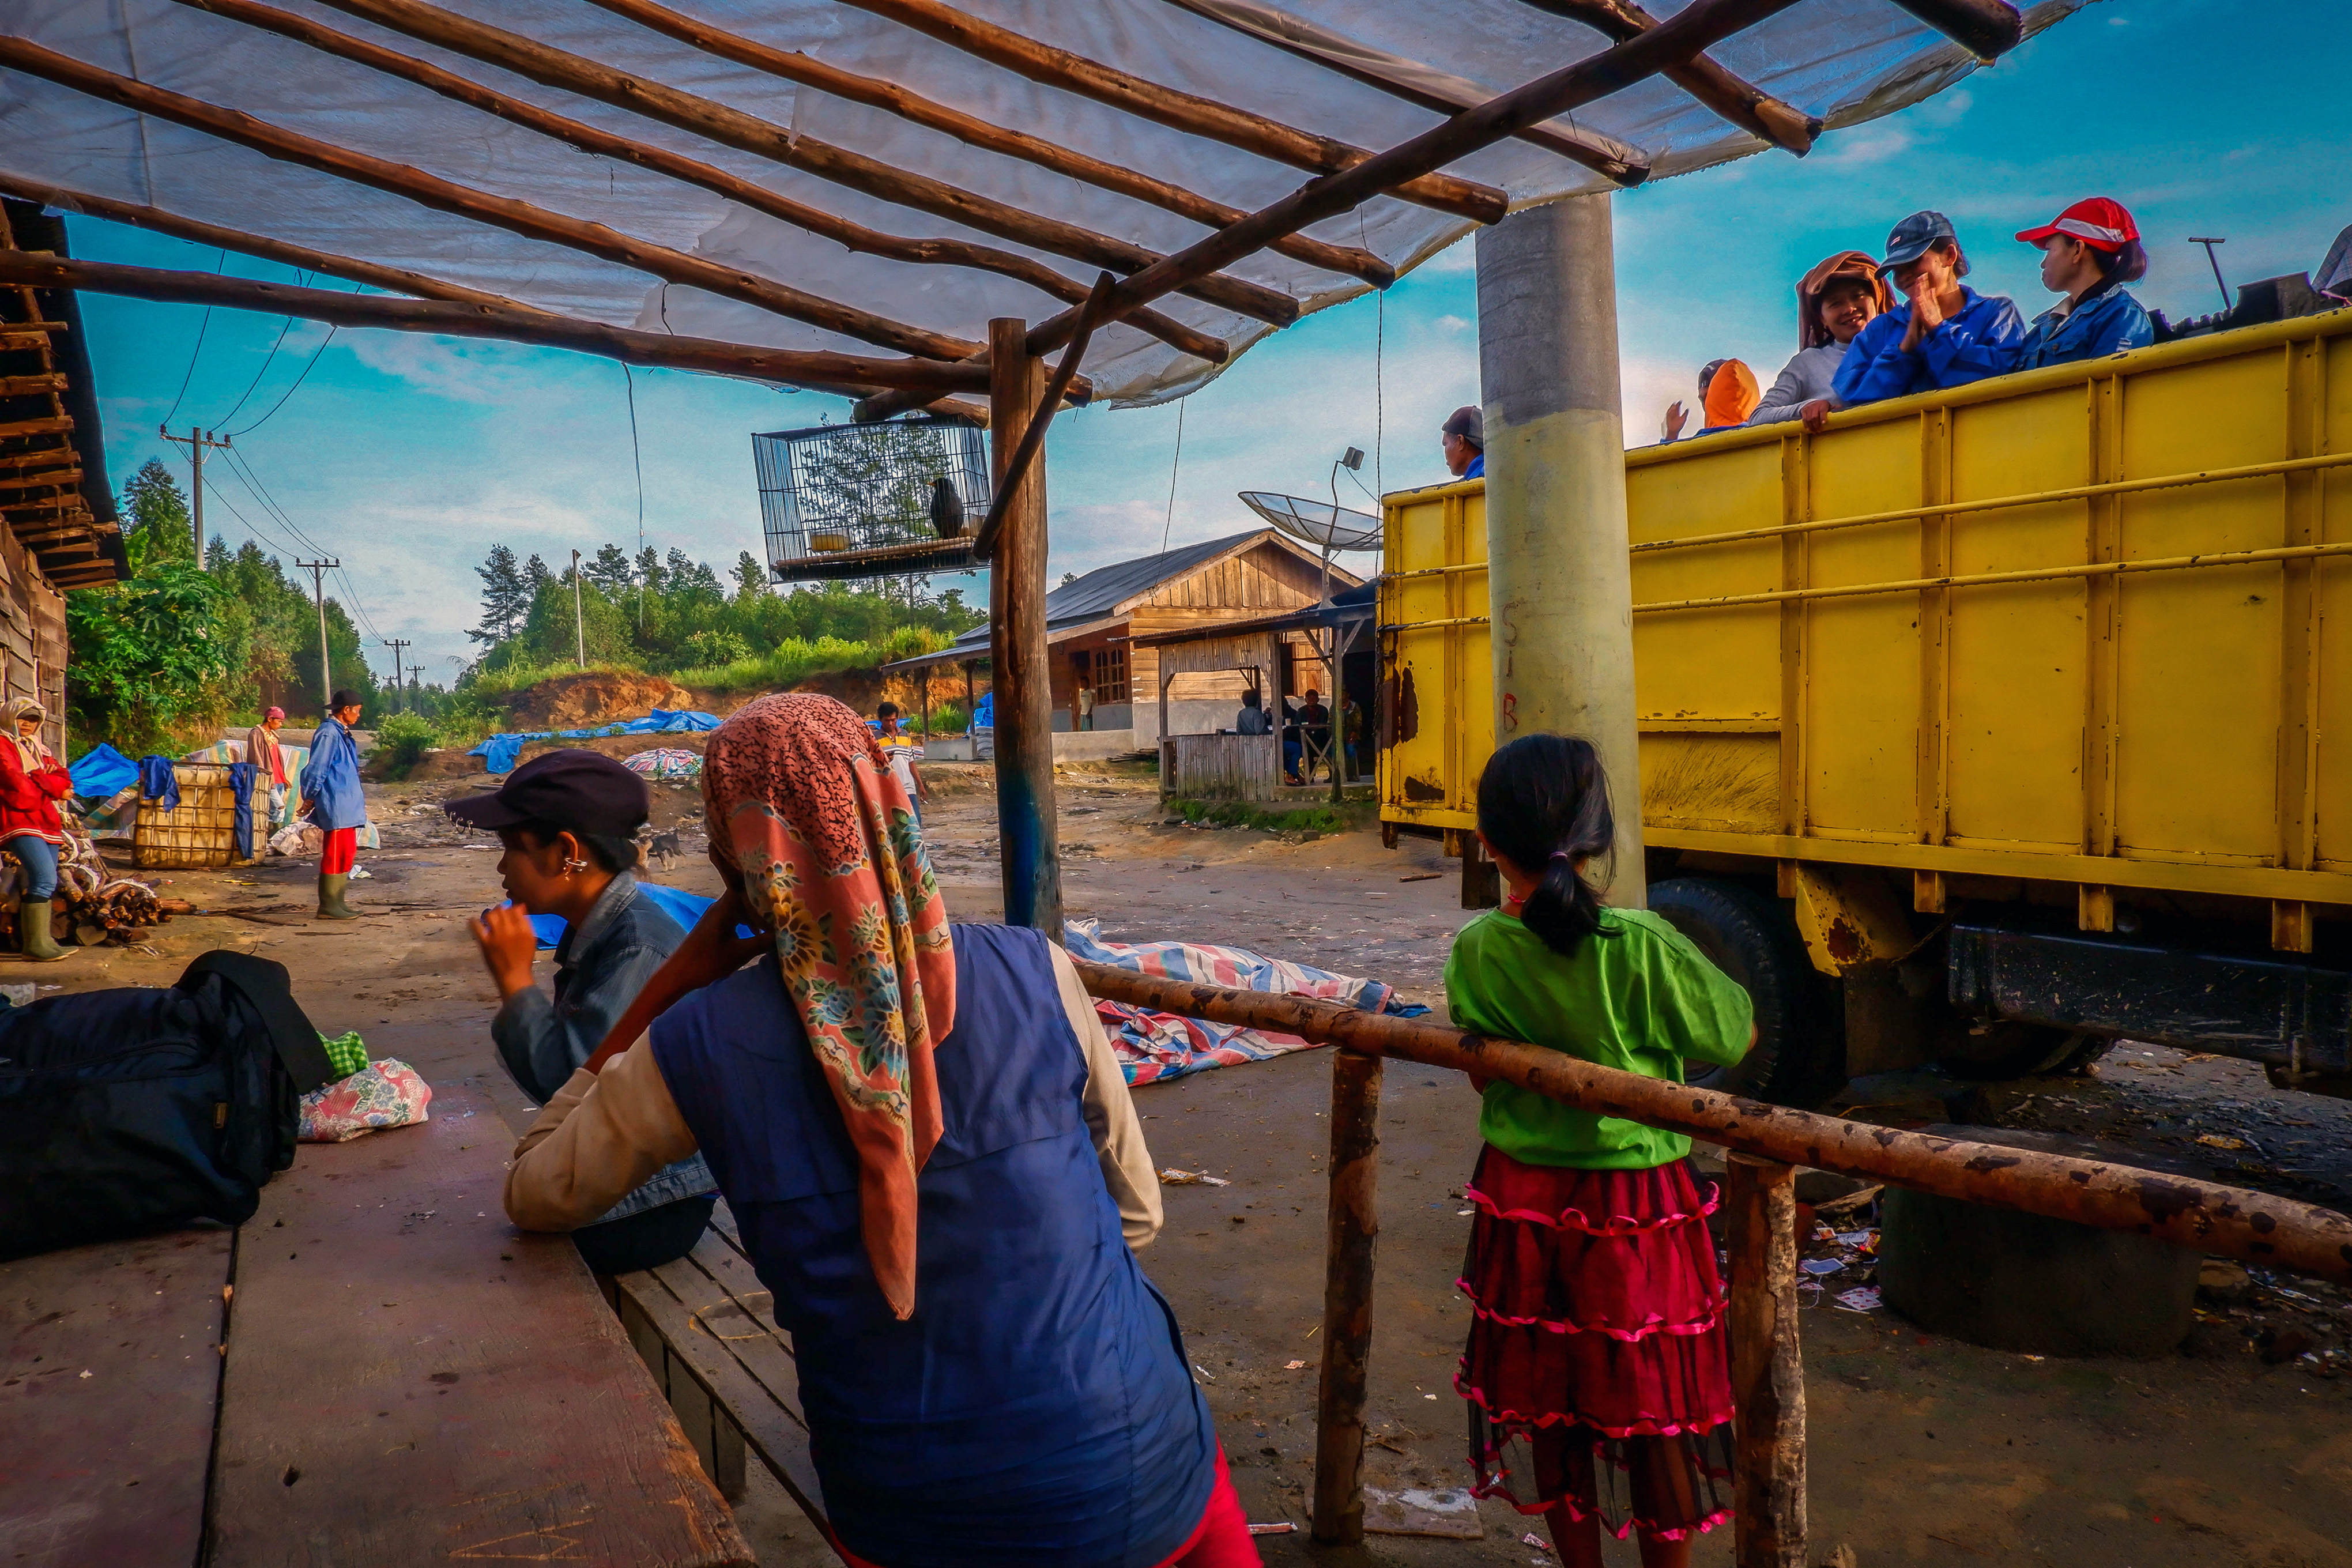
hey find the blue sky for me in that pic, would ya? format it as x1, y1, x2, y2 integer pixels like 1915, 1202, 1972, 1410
68, 0, 2350, 685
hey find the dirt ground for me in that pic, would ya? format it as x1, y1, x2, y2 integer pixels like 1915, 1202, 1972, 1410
45, 755, 2352, 1567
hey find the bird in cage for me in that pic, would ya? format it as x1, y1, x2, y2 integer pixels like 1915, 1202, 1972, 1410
930, 474, 966, 540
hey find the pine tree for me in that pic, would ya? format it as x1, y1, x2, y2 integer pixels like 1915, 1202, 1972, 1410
523, 553, 556, 595
202, 535, 232, 573
121, 457, 196, 564
635, 546, 665, 596
470, 544, 530, 646
585, 543, 634, 599
733, 551, 770, 601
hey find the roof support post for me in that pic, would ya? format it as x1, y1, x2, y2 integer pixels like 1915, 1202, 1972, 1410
1475, 194, 1646, 908
987, 317, 1062, 937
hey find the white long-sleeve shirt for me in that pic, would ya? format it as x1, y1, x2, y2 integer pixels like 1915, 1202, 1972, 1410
1747, 341, 1849, 425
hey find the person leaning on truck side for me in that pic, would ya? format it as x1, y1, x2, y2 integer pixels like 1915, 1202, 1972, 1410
2011, 198, 2155, 371
1748, 251, 1893, 432
1831, 211, 2025, 407
1442, 405, 1485, 479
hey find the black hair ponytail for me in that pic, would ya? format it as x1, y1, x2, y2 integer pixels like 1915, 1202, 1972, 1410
1474, 733, 1618, 957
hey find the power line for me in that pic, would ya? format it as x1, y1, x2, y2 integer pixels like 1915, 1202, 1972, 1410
227, 289, 354, 438
214, 447, 385, 642
159, 248, 227, 431
210, 296, 300, 430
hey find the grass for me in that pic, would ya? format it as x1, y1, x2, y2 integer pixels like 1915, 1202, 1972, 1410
668, 627, 953, 693
1165, 796, 1375, 837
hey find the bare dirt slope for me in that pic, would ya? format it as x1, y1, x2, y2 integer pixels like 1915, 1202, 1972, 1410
29, 763, 2349, 1566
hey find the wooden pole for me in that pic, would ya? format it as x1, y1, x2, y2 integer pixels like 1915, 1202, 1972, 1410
1310, 1048, 1383, 1546
0, 252, 997, 395
836, 0, 1505, 223
178, 0, 1227, 364
1065, 958, 2352, 1284
1509, 0, 1822, 153
987, 319, 1062, 936
961, 661, 975, 738
576, 0, 1393, 289
1886, 0, 2027, 58
1725, 1153, 1807, 1568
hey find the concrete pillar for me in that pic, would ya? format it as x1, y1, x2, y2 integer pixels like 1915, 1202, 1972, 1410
1475, 194, 1646, 908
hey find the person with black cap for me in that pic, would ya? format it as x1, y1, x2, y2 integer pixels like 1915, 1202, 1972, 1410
1442, 405, 1484, 479
1831, 210, 2025, 408
448, 748, 718, 1273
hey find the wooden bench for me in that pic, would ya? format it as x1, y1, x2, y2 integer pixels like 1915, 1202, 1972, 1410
605, 1211, 832, 1541
3, 1081, 755, 1567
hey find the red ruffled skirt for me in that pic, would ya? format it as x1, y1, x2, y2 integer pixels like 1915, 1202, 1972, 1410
1454, 1145, 1733, 1540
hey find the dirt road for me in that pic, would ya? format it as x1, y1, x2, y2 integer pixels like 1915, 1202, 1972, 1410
47, 760, 2352, 1566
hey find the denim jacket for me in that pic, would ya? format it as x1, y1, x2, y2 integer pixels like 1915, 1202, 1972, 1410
2014, 285, 2153, 372
492, 870, 715, 1222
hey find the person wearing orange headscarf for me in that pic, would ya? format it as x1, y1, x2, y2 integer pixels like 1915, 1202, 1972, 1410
1749, 251, 1894, 431
1691, 359, 1759, 436
503, 694, 1260, 1568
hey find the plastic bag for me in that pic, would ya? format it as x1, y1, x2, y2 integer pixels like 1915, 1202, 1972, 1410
298, 1057, 431, 1142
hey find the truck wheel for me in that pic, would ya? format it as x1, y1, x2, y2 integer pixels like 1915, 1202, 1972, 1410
1936, 1022, 2087, 1079
1648, 877, 1824, 1103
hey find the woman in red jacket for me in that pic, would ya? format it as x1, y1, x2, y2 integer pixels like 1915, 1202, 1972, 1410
0, 696, 73, 960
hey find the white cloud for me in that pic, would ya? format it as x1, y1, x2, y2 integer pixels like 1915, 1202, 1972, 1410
340, 333, 556, 405
1434, 314, 1472, 332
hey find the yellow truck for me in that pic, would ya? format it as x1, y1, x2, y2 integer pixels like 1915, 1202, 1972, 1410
1380, 307, 2352, 1101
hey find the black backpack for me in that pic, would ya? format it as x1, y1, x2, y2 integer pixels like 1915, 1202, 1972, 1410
0, 952, 337, 1261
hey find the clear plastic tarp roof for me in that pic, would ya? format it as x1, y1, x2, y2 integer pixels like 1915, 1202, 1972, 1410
0, 0, 2089, 404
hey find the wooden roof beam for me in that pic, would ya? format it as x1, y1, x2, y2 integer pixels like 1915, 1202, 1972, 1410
581, 0, 1393, 290
1887, 0, 2025, 59
0, 251, 1059, 398
0, 171, 550, 314
1510, 0, 1820, 153
1027, 0, 1810, 357
0, 35, 992, 364
173, 0, 1226, 363
1159, 0, 1652, 183
839, 0, 1506, 224
296, 0, 1295, 330
0, 372, 70, 397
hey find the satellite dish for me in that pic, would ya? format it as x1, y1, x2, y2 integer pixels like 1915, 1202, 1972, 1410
1239, 491, 1382, 553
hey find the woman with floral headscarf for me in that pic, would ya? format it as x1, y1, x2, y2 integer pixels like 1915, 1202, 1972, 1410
0, 696, 73, 961
504, 694, 1257, 1568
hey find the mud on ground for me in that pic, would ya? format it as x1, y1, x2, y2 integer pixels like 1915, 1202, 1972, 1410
37, 753, 2352, 1567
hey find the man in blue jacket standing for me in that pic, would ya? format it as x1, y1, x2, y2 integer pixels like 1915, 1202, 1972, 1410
301, 689, 367, 920
1833, 211, 2025, 407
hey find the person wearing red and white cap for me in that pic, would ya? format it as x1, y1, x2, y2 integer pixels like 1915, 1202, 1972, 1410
2014, 197, 2154, 371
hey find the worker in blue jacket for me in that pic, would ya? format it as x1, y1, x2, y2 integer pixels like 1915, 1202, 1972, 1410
2012, 197, 2155, 371
301, 690, 367, 920
1832, 210, 2025, 407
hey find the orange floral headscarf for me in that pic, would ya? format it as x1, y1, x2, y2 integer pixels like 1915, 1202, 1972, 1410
702, 693, 955, 1320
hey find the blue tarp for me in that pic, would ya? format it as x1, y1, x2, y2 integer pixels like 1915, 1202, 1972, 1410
524, 882, 752, 951
69, 742, 138, 800
971, 692, 993, 730
468, 708, 722, 776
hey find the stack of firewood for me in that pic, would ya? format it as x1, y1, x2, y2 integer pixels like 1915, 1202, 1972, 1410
59, 880, 179, 947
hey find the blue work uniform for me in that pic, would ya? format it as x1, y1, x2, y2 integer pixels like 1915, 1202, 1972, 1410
1831, 286, 2026, 405
650, 924, 1216, 1568
2013, 284, 2153, 372
1464, 451, 1485, 479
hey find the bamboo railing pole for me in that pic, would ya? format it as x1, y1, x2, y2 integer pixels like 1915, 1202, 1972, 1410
1726, 1153, 1806, 1568
1066, 959, 2352, 1284
1310, 1047, 1384, 1546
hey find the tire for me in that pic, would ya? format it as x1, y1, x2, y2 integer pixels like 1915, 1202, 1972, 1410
1939, 1024, 2113, 1080
1648, 877, 1825, 1103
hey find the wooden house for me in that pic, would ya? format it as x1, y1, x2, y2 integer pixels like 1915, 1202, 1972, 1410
0, 198, 129, 753
889, 529, 1360, 752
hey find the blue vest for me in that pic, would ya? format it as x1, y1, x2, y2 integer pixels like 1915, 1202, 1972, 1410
651, 924, 1215, 1568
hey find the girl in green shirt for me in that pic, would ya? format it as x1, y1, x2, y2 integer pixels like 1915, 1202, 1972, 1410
1447, 735, 1754, 1568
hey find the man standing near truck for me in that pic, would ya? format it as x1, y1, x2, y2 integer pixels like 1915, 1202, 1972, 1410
1442, 405, 1486, 479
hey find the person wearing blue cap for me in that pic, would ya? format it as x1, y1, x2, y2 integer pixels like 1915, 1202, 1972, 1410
1831, 211, 2025, 407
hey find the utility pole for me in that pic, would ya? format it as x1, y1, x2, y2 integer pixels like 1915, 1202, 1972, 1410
382, 639, 410, 712
2188, 237, 2231, 311
570, 549, 586, 667
160, 426, 231, 565
297, 558, 340, 711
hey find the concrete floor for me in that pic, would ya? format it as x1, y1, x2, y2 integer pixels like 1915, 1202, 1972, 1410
52, 759, 2352, 1566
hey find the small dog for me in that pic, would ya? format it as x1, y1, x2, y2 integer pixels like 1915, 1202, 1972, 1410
646, 830, 683, 873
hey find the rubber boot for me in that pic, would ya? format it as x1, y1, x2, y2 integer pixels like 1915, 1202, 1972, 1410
18, 898, 70, 961
316, 872, 360, 921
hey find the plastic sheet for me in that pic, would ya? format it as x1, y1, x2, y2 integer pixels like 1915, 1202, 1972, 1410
0, 1, 2087, 404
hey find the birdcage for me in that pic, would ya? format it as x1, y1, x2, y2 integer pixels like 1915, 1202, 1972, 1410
753, 416, 993, 583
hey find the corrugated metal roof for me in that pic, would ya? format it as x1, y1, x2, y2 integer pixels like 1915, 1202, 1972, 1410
943, 529, 1295, 653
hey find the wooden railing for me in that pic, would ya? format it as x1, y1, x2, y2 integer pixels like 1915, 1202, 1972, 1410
1072, 960, 2352, 1566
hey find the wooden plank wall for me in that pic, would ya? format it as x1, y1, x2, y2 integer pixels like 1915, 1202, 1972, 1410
0, 521, 67, 753
1126, 542, 1357, 730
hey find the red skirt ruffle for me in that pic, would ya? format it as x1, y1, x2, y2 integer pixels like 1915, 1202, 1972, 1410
1455, 1146, 1734, 1539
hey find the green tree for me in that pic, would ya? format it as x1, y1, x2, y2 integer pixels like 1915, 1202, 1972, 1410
732, 550, 770, 602
472, 544, 529, 646
121, 457, 197, 566
585, 544, 635, 600
523, 553, 556, 595
65, 559, 233, 750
